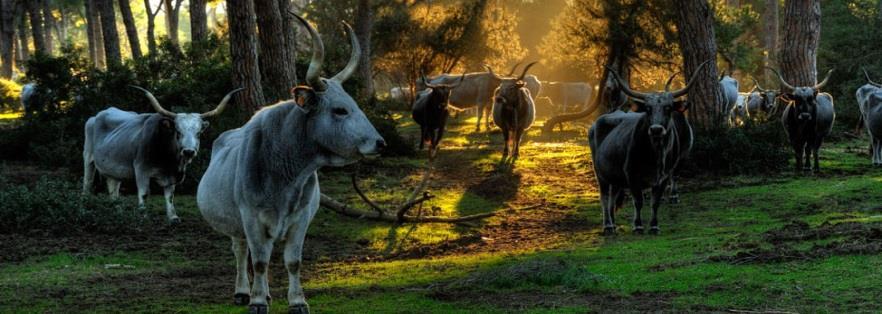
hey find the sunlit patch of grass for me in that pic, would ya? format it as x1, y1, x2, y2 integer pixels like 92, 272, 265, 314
0, 111, 21, 120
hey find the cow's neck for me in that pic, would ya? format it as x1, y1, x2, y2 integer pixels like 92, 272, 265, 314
143, 115, 185, 175
259, 105, 321, 183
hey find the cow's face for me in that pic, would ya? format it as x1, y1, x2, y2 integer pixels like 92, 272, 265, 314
172, 113, 209, 161
633, 93, 687, 142
494, 80, 526, 109
427, 85, 456, 110
295, 81, 385, 166
761, 91, 778, 112
782, 87, 818, 121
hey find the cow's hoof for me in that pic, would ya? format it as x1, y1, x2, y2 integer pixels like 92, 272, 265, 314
602, 227, 616, 236
168, 216, 181, 225
633, 227, 644, 234
233, 293, 250, 306
289, 304, 311, 314
649, 227, 661, 235
669, 196, 680, 204
249, 304, 269, 314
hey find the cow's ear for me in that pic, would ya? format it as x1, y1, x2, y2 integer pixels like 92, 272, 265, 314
674, 100, 689, 113
202, 121, 210, 130
630, 99, 646, 112
160, 118, 174, 131
292, 86, 318, 111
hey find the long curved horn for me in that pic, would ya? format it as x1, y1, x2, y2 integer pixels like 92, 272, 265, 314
765, 67, 795, 91
450, 74, 466, 88
129, 85, 175, 117
664, 71, 680, 92
813, 69, 834, 90
202, 88, 245, 118
671, 59, 712, 98
291, 12, 327, 91
483, 64, 501, 79
331, 21, 361, 83
604, 65, 649, 100
422, 75, 438, 89
864, 68, 882, 88
518, 61, 538, 81
750, 76, 766, 92
506, 62, 521, 76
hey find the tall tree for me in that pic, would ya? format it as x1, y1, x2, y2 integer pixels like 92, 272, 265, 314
354, 0, 374, 103
254, 0, 294, 102
779, 0, 821, 86
143, 0, 161, 56
96, 0, 121, 66
228, 0, 265, 112
0, 0, 14, 78
25, 0, 47, 55
118, 0, 142, 59
675, 0, 723, 129
163, 0, 183, 49
190, 0, 208, 43
279, 0, 298, 83
16, 4, 28, 67
764, 0, 779, 83
85, 0, 106, 68
41, 0, 56, 54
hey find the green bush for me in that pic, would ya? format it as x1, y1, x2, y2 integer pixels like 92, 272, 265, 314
0, 78, 21, 112
0, 178, 147, 235
682, 121, 791, 176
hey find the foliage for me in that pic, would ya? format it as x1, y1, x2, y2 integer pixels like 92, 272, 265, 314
0, 177, 146, 235
0, 79, 22, 112
684, 120, 791, 176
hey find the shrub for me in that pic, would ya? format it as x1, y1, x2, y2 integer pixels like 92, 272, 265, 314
0, 78, 21, 112
0, 178, 147, 235
682, 121, 791, 176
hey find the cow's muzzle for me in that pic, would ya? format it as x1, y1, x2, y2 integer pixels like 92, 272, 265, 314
798, 113, 812, 121
649, 125, 666, 137
182, 149, 196, 158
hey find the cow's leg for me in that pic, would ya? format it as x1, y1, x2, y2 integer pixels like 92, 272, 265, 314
874, 138, 881, 166
476, 103, 483, 132
803, 143, 812, 172
501, 128, 510, 160
135, 171, 151, 209
512, 129, 523, 160
419, 128, 426, 150
162, 184, 180, 224
649, 181, 668, 235
243, 221, 275, 313
668, 176, 680, 204
231, 237, 251, 306
106, 178, 121, 199
283, 217, 316, 314
792, 142, 804, 173
600, 183, 615, 235
631, 187, 644, 234
813, 138, 824, 172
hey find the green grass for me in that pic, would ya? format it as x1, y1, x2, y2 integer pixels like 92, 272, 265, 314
4, 116, 882, 313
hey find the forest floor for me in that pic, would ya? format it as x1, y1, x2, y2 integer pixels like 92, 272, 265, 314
3, 114, 882, 313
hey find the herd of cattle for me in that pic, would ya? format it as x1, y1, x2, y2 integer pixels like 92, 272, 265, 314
9, 11, 882, 314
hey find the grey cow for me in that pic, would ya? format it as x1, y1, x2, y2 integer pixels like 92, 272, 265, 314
856, 69, 882, 166
539, 81, 592, 114
492, 62, 538, 162
589, 61, 708, 236
196, 15, 385, 314
768, 67, 835, 173
83, 86, 241, 224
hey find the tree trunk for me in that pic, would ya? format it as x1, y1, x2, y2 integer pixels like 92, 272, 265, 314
254, 0, 294, 102
118, 0, 142, 59
764, 0, 779, 83
675, 0, 723, 129
163, 0, 183, 49
355, 0, 375, 103
16, 5, 28, 67
278, 0, 298, 84
228, 0, 265, 112
779, 0, 821, 86
25, 0, 47, 55
96, 0, 121, 66
144, 0, 160, 56
0, 0, 14, 78
190, 0, 207, 43
85, 0, 105, 68
41, 0, 55, 54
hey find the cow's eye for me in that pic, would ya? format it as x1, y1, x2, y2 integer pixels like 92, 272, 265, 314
332, 108, 348, 116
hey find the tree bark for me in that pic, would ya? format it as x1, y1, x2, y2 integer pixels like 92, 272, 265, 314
190, 0, 208, 43
85, 0, 105, 68
228, 0, 265, 112
254, 0, 294, 102
118, 0, 142, 59
41, 0, 55, 54
25, 0, 47, 55
675, 0, 723, 129
278, 0, 298, 84
16, 4, 28, 67
96, 0, 121, 66
144, 0, 161, 56
355, 0, 375, 103
163, 0, 183, 49
779, 0, 821, 86
764, 0, 779, 83
0, 0, 14, 78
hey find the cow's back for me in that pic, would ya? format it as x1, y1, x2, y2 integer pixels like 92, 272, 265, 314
88, 108, 151, 180
590, 112, 646, 186
439, 73, 495, 108
720, 77, 739, 110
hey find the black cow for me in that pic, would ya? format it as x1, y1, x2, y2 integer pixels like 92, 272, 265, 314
412, 74, 464, 158
768, 68, 835, 173
589, 60, 709, 235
